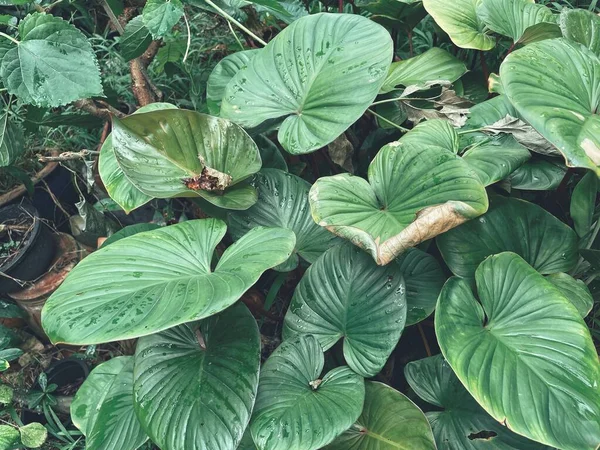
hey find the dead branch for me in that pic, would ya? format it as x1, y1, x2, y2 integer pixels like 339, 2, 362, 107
37, 150, 99, 163
73, 99, 124, 120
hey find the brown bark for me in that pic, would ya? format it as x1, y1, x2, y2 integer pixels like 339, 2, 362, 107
130, 41, 162, 107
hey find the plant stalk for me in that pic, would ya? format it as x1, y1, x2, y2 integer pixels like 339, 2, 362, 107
204, 0, 267, 46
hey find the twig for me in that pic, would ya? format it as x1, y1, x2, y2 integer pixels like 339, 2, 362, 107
204, 0, 267, 46
182, 13, 191, 64
338, 0, 343, 12
40, 179, 71, 220
417, 323, 432, 357
130, 41, 162, 106
37, 150, 99, 162
0, 156, 59, 207
408, 30, 414, 57
73, 99, 124, 120
101, 0, 124, 34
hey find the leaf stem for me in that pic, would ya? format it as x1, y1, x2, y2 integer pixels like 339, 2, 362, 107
182, 13, 191, 64
371, 95, 440, 106
0, 32, 19, 45
367, 108, 410, 132
204, 0, 267, 46
457, 127, 487, 136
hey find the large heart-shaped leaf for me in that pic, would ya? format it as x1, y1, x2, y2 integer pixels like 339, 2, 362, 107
41, 219, 295, 344
501, 38, 600, 174
436, 252, 600, 450
437, 196, 578, 280
380, 48, 467, 95
283, 244, 407, 377
250, 335, 365, 450
309, 139, 488, 265
207, 49, 260, 115
325, 381, 436, 450
405, 355, 550, 450
0, 12, 103, 107
559, 8, 600, 56
228, 169, 340, 272
477, 0, 559, 45
423, 0, 495, 50
71, 356, 148, 450
111, 108, 261, 210
99, 103, 178, 213
396, 247, 446, 325
133, 304, 260, 450
220, 13, 393, 155
462, 136, 531, 186
0, 112, 24, 167
509, 157, 566, 190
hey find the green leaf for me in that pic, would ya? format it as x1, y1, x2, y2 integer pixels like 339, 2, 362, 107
111, 108, 261, 210
0, 300, 25, 319
325, 381, 436, 450
0, 112, 24, 167
571, 171, 598, 237
71, 356, 148, 450
99, 103, 177, 213
254, 135, 288, 171
396, 247, 445, 325
0, 425, 19, 449
355, 0, 425, 29
0, 13, 103, 107
228, 169, 340, 272
559, 8, 600, 56
401, 119, 460, 153
142, 0, 184, 38
309, 138, 488, 265
423, 0, 495, 50
101, 223, 160, 247
207, 49, 260, 116
251, 0, 308, 23
19, 423, 47, 449
380, 48, 467, 95
437, 196, 578, 280
41, 219, 295, 344
133, 304, 260, 450
120, 16, 152, 61
283, 244, 406, 377
509, 158, 566, 190
221, 13, 393, 155
477, 0, 558, 44
405, 355, 549, 450
0, 385, 13, 404
581, 248, 600, 270
462, 136, 531, 186
501, 38, 600, 174
250, 335, 365, 450
436, 252, 600, 450
546, 272, 594, 318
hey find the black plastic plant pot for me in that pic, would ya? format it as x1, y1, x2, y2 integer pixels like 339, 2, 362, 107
21, 358, 90, 425
0, 203, 56, 293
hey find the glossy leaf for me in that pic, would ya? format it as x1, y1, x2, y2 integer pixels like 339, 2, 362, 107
99, 102, 177, 213
228, 169, 339, 272
309, 138, 488, 265
221, 13, 393, 154
396, 247, 445, 325
399, 119, 460, 153
120, 16, 152, 61
42, 219, 295, 344
477, 0, 558, 44
559, 8, 600, 56
111, 108, 261, 209
546, 272, 594, 318
405, 355, 550, 450
207, 49, 260, 116
254, 135, 288, 171
501, 38, 600, 174
509, 158, 566, 190
0, 13, 103, 107
423, 0, 495, 50
250, 335, 365, 450
71, 356, 148, 450
436, 252, 600, 450
283, 244, 407, 377
134, 304, 260, 450
437, 196, 578, 279
325, 381, 436, 450
462, 136, 531, 186
0, 112, 24, 167
571, 171, 598, 237
142, 0, 184, 38
380, 48, 467, 95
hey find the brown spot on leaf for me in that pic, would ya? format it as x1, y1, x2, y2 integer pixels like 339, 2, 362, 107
182, 166, 232, 193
